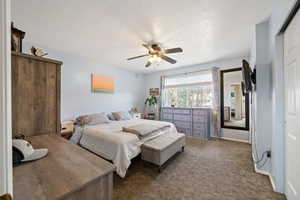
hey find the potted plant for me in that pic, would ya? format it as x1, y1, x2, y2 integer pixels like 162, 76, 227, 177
145, 95, 158, 119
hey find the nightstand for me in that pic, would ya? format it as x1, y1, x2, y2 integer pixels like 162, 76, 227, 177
132, 113, 142, 119
144, 113, 155, 120
61, 120, 74, 139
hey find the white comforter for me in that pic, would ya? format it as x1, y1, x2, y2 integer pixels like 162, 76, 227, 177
79, 119, 177, 177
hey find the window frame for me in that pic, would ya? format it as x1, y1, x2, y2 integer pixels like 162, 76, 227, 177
162, 71, 213, 108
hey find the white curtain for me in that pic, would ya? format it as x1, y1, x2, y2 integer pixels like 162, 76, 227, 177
159, 76, 166, 120
212, 67, 221, 137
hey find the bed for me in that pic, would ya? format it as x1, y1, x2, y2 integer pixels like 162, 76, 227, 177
74, 119, 177, 177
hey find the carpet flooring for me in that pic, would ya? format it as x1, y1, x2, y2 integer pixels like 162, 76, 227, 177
113, 138, 286, 200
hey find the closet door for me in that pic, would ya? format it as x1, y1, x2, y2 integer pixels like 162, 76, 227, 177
12, 53, 61, 137
284, 8, 300, 200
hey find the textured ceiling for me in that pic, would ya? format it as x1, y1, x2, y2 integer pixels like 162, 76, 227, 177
11, 0, 272, 73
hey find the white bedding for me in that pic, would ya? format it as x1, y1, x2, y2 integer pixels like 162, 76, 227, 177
78, 119, 177, 177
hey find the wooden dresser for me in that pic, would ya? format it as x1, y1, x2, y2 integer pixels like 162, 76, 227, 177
11, 52, 62, 137
161, 107, 212, 139
13, 135, 115, 200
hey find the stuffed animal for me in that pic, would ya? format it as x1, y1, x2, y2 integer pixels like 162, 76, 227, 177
31, 46, 48, 57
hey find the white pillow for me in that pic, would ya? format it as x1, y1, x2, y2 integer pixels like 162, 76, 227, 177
76, 113, 110, 126
112, 111, 132, 121
88, 113, 110, 125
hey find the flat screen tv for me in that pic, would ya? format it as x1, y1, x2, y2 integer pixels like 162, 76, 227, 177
241, 81, 246, 96
242, 59, 252, 93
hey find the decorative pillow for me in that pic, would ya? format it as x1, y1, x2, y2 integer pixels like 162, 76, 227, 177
107, 113, 116, 121
76, 113, 110, 126
69, 125, 83, 144
112, 111, 132, 121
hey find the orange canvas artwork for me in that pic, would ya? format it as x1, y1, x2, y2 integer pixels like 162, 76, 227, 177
91, 74, 115, 93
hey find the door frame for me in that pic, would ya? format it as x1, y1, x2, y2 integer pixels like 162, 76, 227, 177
220, 68, 250, 131
0, 0, 12, 196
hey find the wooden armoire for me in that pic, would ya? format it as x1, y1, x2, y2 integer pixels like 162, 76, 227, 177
11, 52, 62, 137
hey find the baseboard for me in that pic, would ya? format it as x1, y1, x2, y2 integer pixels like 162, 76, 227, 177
269, 175, 276, 193
221, 137, 250, 144
221, 128, 250, 143
252, 153, 276, 192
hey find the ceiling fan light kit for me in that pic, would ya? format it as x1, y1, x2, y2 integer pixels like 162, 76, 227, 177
149, 54, 162, 63
127, 43, 183, 68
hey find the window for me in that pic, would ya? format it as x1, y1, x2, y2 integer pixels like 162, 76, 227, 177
162, 71, 213, 108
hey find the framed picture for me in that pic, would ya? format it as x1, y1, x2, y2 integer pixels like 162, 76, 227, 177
150, 88, 159, 96
91, 74, 115, 93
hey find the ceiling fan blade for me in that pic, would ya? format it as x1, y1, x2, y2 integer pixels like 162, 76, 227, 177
164, 47, 183, 54
160, 55, 177, 64
145, 61, 152, 68
127, 54, 148, 60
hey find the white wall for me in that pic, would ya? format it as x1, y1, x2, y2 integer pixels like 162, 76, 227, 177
59, 55, 145, 120
0, 0, 12, 195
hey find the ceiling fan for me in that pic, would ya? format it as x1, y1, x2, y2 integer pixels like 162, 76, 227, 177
127, 44, 183, 68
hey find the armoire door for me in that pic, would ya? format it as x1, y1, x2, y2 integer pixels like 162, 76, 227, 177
12, 53, 61, 137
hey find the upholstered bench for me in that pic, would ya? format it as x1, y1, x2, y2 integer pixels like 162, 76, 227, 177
141, 132, 185, 172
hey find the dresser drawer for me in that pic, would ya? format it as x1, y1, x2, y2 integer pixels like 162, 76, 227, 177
174, 114, 191, 121
162, 108, 173, 113
177, 127, 192, 136
193, 127, 207, 138
193, 123, 207, 130
173, 109, 191, 115
162, 113, 173, 120
161, 108, 211, 139
174, 121, 191, 129
192, 115, 207, 123
192, 109, 208, 116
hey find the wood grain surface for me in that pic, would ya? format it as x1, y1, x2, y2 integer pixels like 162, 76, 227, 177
12, 52, 62, 137
13, 134, 115, 200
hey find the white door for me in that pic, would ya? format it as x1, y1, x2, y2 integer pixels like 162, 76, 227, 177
284, 8, 300, 200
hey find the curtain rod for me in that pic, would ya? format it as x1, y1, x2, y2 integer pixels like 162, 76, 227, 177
161, 67, 216, 78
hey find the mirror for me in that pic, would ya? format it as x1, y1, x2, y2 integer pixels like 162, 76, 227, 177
220, 68, 249, 130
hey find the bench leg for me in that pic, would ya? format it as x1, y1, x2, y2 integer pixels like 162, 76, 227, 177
158, 166, 162, 173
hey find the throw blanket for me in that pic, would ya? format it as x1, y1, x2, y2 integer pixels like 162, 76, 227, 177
72, 119, 177, 178
122, 121, 171, 138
